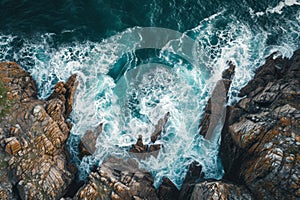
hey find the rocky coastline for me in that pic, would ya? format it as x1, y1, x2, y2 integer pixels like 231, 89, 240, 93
0, 49, 299, 199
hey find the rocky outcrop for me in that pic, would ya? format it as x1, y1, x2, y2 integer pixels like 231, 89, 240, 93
151, 112, 170, 143
79, 123, 103, 157
190, 181, 253, 200
129, 112, 169, 159
0, 62, 78, 200
220, 50, 300, 199
158, 177, 179, 200
199, 62, 235, 140
176, 63, 238, 200
129, 135, 161, 159
179, 162, 204, 200
75, 156, 159, 200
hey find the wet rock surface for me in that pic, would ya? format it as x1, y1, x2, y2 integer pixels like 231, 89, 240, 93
0, 62, 78, 200
129, 112, 169, 159
79, 123, 103, 157
179, 162, 204, 200
1, 47, 299, 200
190, 181, 253, 200
199, 62, 235, 140
75, 156, 159, 200
158, 177, 179, 200
220, 50, 300, 199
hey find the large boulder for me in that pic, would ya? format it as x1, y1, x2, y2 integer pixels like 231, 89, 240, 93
199, 62, 235, 140
0, 62, 78, 200
220, 50, 300, 199
75, 156, 159, 200
190, 181, 253, 200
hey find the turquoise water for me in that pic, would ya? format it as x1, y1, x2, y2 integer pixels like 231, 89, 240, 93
0, 0, 300, 188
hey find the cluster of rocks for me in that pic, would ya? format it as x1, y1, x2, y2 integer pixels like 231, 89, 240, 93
0, 49, 299, 200
220, 50, 300, 199
128, 112, 170, 159
75, 156, 159, 200
0, 62, 78, 200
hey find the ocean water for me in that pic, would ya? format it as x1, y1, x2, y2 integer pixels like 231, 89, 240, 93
0, 0, 299, 188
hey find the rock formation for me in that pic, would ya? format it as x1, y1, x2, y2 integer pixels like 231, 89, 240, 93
79, 123, 103, 157
129, 112, 169, 159
0, 62, 78, 200
190, 181, 253, 200
158, 177, 179, 200
220, 50, 300, 199
199, 61, 235, 140
0, 47, 299, 200
75, 156, 159, 200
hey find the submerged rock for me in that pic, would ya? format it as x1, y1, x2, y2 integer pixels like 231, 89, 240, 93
220, 50, 300, 199
0, 62, 78, 199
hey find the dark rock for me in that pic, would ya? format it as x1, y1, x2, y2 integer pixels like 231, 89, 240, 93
129, 135, 161, 159
79, 123, 103, 157
220, 49, 300, 199
199, 62, 235, 140
158, 177, 179, 200
179, 161, 204, 200
129, 112, 170, 159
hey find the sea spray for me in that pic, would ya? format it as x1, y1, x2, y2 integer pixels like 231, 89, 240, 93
0, 3, 299, 188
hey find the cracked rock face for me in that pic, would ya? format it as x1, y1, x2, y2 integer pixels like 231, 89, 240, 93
0, 62, 78, 200
190, 181, 253, 200
75, 156, 159, 200
220, 50, 300, 199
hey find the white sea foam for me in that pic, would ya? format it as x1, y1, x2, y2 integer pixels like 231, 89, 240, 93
0, 7, 299, 188
250, 0, 300, 17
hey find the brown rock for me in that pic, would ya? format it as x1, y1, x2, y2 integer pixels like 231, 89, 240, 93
75, 156, 159, 200
190, 181, 254, 200
0, 62, 78, 199
220, 49, 300, 199
4, 137, 21, 155
79, 123, 103, 157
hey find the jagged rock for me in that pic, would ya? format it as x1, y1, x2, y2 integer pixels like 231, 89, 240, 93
75, 156, 159, 200
179, 161, 204, 200
4, 137, 21, 155
220, 50, 300, 199
151, 112, 170, 143
47, 74, 78, 119
0, 62, 37, 103
129, 135, 161, 159
158, 177, 179, 200
79, 123, 103, 157
199, 62, 235, 140
190, 181, 253, 200
129, 112, 169, 159
0, 62, 78, 199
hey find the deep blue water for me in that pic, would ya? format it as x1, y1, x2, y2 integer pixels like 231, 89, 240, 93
0, 0, 299, 188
